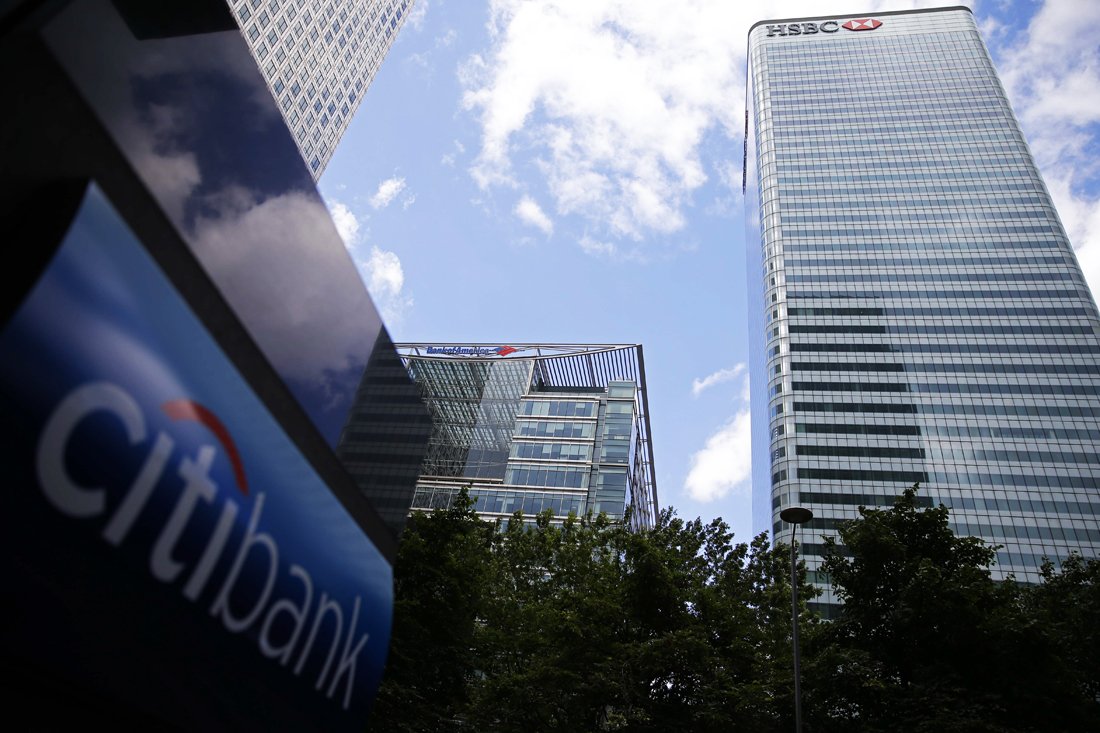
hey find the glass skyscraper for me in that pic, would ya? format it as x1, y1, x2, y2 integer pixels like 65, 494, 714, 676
391, 343, 659, 532
228, 0, 415, 178
745, 7, 1100, 612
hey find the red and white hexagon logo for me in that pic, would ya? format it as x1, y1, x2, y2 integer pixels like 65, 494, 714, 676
842, 18, 882, 31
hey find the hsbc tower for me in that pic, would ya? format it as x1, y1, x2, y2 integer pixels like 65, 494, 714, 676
745, 6, 1100, 613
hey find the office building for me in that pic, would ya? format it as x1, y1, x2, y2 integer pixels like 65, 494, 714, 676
228, 0, 415, 178
745, 7, 1100, 611
393, 343, 659, 532
336, 330, 434, 539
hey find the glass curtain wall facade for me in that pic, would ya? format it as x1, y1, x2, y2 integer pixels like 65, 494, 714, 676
228, 0, 414, 178
395, 344, 659, 531
746, 7, 1100, 612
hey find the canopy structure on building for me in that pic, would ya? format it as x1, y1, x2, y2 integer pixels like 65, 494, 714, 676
395, 343, 659, 528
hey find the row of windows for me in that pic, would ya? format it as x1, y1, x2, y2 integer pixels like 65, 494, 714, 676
767, 70, 1001, 89
773, 114, 1016, 133
797, 545, 1095, 572
773, 491, 932, 509
774, 168, 1029, 186
794, 423, 1100, 442
514, 420, 596, 439
790, 382, 1100, 398
789, 324, 1091, 336
791, 401, 1100, 418
778, 230, 1060, 244
767, 44, 990, 60
767, 94, 1001, 113
789, 342, 1100, 355
795, 422, 920, 436
773, 138, 1025, 158
796, 444, 923, 459
778, 154, 1027, 171
786, 272, 1076, 284
787, 289, 1086, 301
782, 238, 1066, 253
791, 362, 1100, 376
411, 487, 585, 518
795, 444, 1100, 465
766, 49, 988, 65
775, 158, 1033, 179
771, 132, 1022, 150
772, 167, 1026, 186
519, 400, 597, 418
504, 463, 589, 489
795, 467, 1100, 491
774, 179, 1047, 197
787, 306, 1091, 318
787, 254, 1068, 268
509, 441, 592, 462
775, 166, 1037, 183
783, 197, 1047, 211
778, 490, 1100, 518
775, 122, 1017, 141
782, 226, 1060, 238
784, 515, 1100, 544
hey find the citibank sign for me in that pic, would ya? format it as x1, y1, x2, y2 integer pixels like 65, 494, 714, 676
765, 18, 883, 37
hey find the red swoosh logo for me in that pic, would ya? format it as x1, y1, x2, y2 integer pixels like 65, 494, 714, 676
162, 399, 248, 495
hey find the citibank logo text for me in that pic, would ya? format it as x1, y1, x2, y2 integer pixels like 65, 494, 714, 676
35, 382, 371, 711
765, 18, 883, 37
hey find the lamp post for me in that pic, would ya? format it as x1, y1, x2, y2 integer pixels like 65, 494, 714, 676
780, 506, 813, 733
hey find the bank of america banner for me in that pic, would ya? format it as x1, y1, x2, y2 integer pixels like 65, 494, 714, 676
0, 184, 391, 730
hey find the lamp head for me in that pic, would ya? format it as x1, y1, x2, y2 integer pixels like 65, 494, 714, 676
780, 506, 814, 525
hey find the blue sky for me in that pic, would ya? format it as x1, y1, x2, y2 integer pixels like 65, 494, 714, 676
319, 0, 1100, 545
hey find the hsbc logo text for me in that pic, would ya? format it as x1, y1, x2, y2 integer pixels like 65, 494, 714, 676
765, 18, 883, 37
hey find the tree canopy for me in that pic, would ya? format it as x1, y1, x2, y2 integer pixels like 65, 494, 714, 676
370, 491, 812, 732
369, 486, 1100, 732
809, 485, 1100, 732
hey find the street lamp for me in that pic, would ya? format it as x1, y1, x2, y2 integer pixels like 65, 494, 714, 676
780, 506, 813, 733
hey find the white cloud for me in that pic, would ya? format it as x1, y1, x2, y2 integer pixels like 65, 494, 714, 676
323, 199, 415, 324
993, 0, 1100, 295
691, 363, 745, 398
406, 0, 428, 31
437, 28, 457, 47
578, 234, 616, 257
514, 195, 554, 234
190, 190, 383, 393
362, 246, 404, 297
684, 408, 752, 503
460, 1, 916, 244
370, 176, 408, 209
358, 246, 414, 325
327, 200, 361, 248
441, 139, 466, 167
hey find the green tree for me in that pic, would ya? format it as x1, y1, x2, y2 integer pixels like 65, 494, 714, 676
465, 508, 807, 732
1025, 553, 1100, 711
808, 484, 1097, 732
370, 488, 496, 732
372, 504, 812, 732
612, 516, 814, 733
465, 510, 632, 731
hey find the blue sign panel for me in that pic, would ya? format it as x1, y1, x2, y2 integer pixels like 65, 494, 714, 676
0, 184, 392, 729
